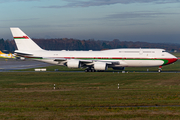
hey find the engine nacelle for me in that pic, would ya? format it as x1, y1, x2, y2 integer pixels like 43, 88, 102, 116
67, 60, 80, 68
112, 67, 125, 70
94, 62, 108, 71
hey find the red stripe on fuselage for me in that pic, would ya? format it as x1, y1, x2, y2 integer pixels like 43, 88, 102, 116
164, 58, 178, 65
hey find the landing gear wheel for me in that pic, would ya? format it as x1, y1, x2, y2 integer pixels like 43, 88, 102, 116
85, 68, 96, 72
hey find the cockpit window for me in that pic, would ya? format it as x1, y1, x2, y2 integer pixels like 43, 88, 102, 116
162, 51, 166, 52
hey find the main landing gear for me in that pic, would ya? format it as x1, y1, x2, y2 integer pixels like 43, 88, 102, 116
85, 68, 96, 72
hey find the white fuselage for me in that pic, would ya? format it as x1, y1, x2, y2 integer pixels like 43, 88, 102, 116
16, 48, 177, 67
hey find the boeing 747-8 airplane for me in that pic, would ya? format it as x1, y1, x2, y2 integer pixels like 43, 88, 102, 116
10, 28, 177, 72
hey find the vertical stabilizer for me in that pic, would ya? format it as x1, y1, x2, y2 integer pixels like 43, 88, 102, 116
0, 51, 4, 54
10, 28, 42, 51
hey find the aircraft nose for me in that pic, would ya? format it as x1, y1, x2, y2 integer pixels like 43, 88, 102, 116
165, 57, 178, 65
172, 57, 178, 63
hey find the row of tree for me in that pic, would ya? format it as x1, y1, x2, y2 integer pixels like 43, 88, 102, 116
0, 38, 179, 52
0, 39, 16, 52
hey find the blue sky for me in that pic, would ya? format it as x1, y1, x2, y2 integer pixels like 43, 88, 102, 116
0, 0, 180, 43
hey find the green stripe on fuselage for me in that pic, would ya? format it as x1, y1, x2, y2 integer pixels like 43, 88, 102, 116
77, 58, 168, 65
29, 57, 169, 65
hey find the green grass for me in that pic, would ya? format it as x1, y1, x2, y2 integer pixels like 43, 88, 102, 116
1, 72, 180, 119
0, 53, 180, 119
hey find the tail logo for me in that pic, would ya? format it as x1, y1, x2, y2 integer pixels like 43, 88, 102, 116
14, 36, 29, 39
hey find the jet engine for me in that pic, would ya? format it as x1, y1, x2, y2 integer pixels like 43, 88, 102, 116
94, 62, 108, 70
67, 60, 80, 68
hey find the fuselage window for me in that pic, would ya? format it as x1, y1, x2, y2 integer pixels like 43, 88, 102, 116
119, 51, 139, 53
143, 51, 152, 53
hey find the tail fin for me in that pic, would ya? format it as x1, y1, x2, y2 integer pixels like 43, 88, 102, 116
0, 51, 4, 54
10, 28, 43, 51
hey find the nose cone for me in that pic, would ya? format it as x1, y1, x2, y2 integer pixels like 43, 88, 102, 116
164, 56, 178, 65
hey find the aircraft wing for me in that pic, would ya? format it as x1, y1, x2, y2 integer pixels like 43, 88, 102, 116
79, 60, 93, 63
54, 58, 118, 65
54, 58, 93, 63
54, 58, 67, 61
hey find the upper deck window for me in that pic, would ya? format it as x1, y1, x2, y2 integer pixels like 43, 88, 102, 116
119, 51, 139, 53
143, 51, 151, 53
143, 51, 155, 53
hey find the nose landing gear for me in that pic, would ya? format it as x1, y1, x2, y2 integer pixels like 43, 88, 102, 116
158, 66, 162, 73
